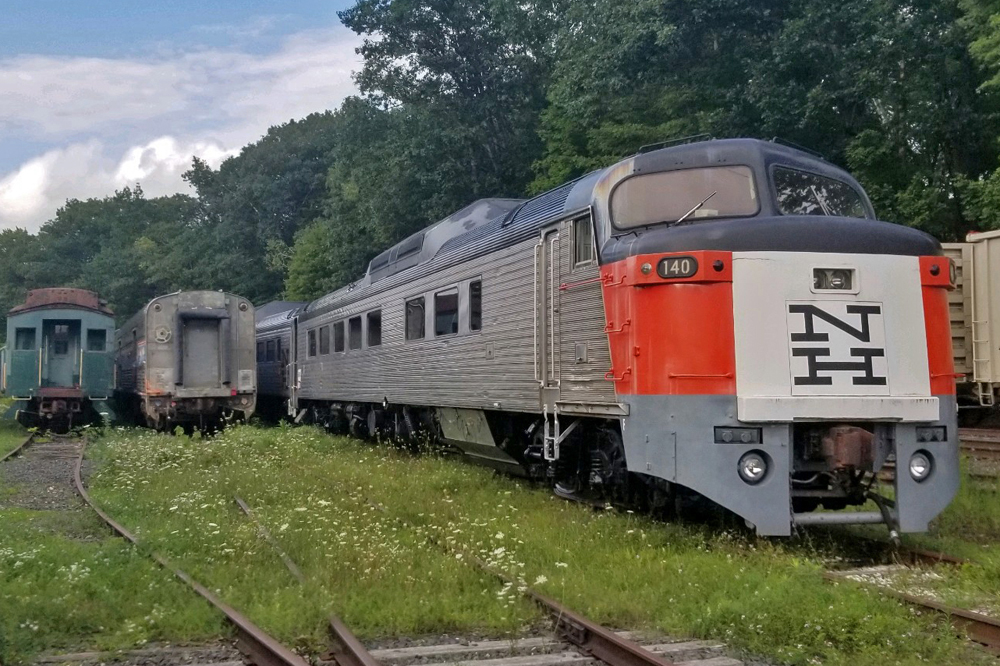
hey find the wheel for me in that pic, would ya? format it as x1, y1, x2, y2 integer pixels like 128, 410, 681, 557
592, 427, 630, 499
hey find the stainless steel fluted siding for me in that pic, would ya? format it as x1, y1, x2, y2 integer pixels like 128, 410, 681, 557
296, 232, 616, 413
556, 217, 617, 404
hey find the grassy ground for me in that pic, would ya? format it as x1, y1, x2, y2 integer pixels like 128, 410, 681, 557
0, 405, 27, 458
821, 461, 1000, 620
0, 509, 224, 662
0, 431, 222, 664
72, 425, 995, 666
0, 424, 27, 458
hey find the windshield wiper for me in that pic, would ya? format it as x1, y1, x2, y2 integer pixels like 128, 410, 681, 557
611, 190, 720, 238
809, 185, 833, 216
671, 191, 717, 227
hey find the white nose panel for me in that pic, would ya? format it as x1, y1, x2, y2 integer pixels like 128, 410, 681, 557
733, 252, 935, 422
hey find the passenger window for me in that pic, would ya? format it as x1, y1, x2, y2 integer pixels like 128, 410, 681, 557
348, 316, 362, 350
319, 325, 330, 355
15, 328, 35, 350
308, 329, 317, 357
334, 321, 345, 352
276, 339, 283, 362
469, 281, 482, 332
367, 310, 382, 347
435, 288, 459, 337
406, 297, 425, 341
87, 329, 106, 352
574, 217, 595, 266
266, 340, 276, 362
257, 341, 265, 362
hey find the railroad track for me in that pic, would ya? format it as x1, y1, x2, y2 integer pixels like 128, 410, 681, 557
0, 430, 35, 463
342, 634, 736, 666
70, 440, 742, 666
825, 543, 1000, 652
959, 428, 1000, 462
875, 428, 1000, 481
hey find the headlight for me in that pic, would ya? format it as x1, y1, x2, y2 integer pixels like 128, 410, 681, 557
909, 451, 933, 482
738, 451, 768, 484
813, 268, 854, 290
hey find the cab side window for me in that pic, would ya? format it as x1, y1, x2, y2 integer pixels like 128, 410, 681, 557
434, 289, 459, 337
573, 217, 595, 266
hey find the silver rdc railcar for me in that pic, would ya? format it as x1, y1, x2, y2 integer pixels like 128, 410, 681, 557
116, 291, 256, 430
258, 138, 959, 537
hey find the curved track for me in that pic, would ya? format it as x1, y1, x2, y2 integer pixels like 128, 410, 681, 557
73, 440, 314, 666
0, 431, 35, 463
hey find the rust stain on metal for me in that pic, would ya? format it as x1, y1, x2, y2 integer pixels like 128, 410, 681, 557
0, 432, 34, 464
9, 288, 113, 316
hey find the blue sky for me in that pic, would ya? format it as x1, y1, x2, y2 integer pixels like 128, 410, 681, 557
0, 1, 353, 57
0, 1, 361, 230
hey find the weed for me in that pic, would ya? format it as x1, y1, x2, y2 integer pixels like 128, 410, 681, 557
78, 425, 995, 666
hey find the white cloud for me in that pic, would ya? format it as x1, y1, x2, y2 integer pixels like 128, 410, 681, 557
0, 25, 362, 231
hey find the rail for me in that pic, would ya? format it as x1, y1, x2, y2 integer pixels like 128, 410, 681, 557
0, 431, 35, 463
959, 428, 1000, 462
465, 552, 676, 666
824, 571, 1000, 651
233, 495, 382, 666
73, 442, 312, 666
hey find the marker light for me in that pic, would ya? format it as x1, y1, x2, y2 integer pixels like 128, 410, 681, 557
909, 451, 933, 482
738, 451, 768, 484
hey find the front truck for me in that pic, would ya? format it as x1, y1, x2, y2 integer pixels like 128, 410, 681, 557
608, 250, 958, 536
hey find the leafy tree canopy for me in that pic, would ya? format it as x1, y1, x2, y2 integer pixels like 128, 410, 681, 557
4, 0, 1000, 322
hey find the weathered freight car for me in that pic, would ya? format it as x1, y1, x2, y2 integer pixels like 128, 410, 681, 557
944, 231, 1000, 416
254, 301, 304, 419
3, 288, 116, 430
115, 291, 256, 430
267, 138, 959, 537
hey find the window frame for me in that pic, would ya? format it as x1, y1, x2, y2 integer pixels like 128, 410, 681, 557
257, 340, 265, 362
405, 296, 426, 341
434, 287, 460, 338
768, 164, 873, 220
86, 329, 107, 352
308, 329, 317, 357
468, 280, 482, 332
333, 321, 345, 353
608, 165, 760, 230
265, 339, 277, 362
367, 309, 382, 347
319, 325, 331, 355
572, 216, 596, 267
348, 316, 363, 350
14, 328, 35, 351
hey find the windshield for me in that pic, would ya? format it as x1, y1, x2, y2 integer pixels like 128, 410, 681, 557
773, 167, 871, 219
610, 166, 758, 229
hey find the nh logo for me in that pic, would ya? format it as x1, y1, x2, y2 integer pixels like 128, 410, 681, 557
786, 302, 889, 395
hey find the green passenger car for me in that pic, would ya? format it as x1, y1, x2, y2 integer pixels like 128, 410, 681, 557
3, 288, 116, 430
